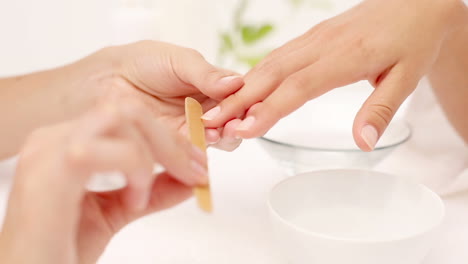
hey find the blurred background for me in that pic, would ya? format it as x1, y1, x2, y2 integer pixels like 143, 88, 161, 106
0, 0, 361, 76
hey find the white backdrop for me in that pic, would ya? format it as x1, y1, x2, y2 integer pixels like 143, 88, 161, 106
0, 0, 360, 76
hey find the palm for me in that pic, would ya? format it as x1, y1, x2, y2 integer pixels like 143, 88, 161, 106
103, 41, 237, 133
109, 79, 214, 135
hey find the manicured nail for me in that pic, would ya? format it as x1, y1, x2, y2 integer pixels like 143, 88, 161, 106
205, 129, 221, 144
191, 161, 208, 185
136, 191, 151, 211
130, 181, 152, 212
236, 116, 256, 131
207, 137, 220, 145
201, 106, 221, 121
218, 75, 241, 86
361, 125, 379, 150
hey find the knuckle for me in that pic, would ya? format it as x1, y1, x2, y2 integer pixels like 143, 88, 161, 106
255, 59, 282, 80
264, 99, 287, 121
21, 127, 51, 160
306, 20, 329, 35
230, 92, 251, 115
106, 113, 121, 131
353, 36, 375, 61
369, 103, 395, 126
283, 74, 308, 96
135, 40, 155, 48
203, 68, 222, 84
185, 48, 204, 59
65, 142, 90, 168
315, 25, 339, 43
268, 47, 284, 59
100, 103, 122, 131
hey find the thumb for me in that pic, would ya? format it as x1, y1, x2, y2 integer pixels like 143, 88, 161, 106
353, 65, 419, 151
172, 49, 244, 100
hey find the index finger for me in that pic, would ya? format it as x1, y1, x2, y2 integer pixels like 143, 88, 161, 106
201, 39, 320, 128
235, 54, 362, 138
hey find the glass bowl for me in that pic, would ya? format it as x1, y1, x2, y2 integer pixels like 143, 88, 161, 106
257, 107, 411, 175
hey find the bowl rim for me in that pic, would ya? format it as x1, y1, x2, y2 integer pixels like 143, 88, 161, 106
258, 121, 412, 152
267, 169, 446, 243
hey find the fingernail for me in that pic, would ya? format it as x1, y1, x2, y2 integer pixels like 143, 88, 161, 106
136, 191, 151, 211
201, 106, 221, 121
129, 186, 151, 212
236, 116, 256, 131
207, 137, 220, 145
191, 161, 208, 185
234, 134, 243, 140
361, 125, 379, 150
218, 75, 241, 86
205, 129, 221, 144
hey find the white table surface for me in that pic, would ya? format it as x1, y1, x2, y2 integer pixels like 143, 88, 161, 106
0, 140, 467, 264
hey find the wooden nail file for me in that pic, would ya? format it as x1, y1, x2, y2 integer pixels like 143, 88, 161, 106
185, 97, 212, 213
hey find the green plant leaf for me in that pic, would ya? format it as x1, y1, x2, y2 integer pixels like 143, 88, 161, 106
238, 54, 267, 68
241, 24, 274, 45
219, 33, 234, 54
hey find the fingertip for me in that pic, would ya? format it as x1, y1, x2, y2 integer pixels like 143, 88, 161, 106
224, 119, 242, 138
217, 75, 244, 88
201, 104, 233, 129
235, 125, 262, 139
360, 125, 379, 151
353, 117, 382, 152
124, 184, 152, 212
225, 76, 244, 91
234, 103, 275, 139
234, 117, 272, 139
204, 75, 244, 101
213, 137, 242, 152
201, 106, 221, 122
202, 91, 248, 128
205, 129, 221, 144
146, 172, 194, 212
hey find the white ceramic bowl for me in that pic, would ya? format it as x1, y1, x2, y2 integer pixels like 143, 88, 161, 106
268, 170, 445, 264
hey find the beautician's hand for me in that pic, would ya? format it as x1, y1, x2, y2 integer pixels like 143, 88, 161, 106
0, 101, 206, 264
202, 0, 467, 151
0, 41, 244, 159
98, 41, 244, 151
